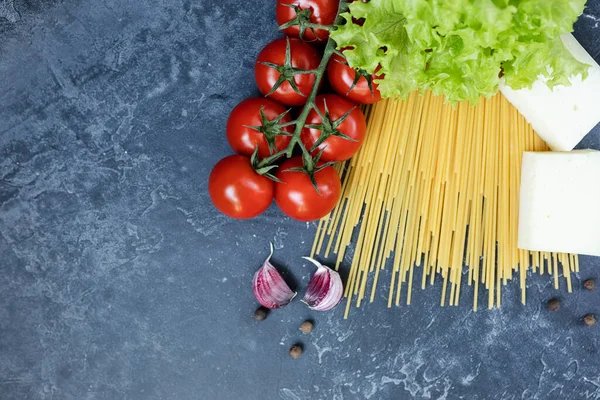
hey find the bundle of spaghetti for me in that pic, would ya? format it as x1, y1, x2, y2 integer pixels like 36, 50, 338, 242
311, 91, 579, 318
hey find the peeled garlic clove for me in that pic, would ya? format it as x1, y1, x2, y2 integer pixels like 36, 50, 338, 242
301, 257, 343, 311
252, 244, 296, 309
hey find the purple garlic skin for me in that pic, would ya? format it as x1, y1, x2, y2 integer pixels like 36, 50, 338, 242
252, 244, 296, 309
302, 257, 343, 311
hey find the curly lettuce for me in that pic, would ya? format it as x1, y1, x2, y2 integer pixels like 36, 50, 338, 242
331, 0, 589, 104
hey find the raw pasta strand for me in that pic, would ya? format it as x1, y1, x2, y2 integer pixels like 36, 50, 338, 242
313, 92, 578, 317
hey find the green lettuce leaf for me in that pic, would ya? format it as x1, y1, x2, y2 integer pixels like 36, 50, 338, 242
331, 0, 589, 104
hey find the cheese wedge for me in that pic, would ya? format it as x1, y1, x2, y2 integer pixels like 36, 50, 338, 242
500, 34, 600, 151
518, 150, 600, 257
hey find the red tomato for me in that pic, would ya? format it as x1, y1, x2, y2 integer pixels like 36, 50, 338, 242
327, 53, 382, 104
209, 155, 274, 219
300, 94, 367, 162
255, 38, 321, 106
276, 0, 339, 41
274, 157, 341, 221
226, 97, 293, 158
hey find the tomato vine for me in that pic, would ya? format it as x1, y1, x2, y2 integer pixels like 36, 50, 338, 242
210, 1, 377, 221
254, 1, 350, 188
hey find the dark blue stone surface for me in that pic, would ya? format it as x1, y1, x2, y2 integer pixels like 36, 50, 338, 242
1, 1, 600, 399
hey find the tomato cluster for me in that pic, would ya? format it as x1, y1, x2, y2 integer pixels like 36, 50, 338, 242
209, 0, 381, 222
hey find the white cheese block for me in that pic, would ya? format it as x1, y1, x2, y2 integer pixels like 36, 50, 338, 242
500, 33, 600, 151
518, 150, 600, 257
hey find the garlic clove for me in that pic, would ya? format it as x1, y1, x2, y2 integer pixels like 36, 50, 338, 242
301, 257, 343, 311
252, 244, 296, 309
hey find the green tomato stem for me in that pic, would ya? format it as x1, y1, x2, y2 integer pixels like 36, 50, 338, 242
256, 1, 347, 171
285, 39, 336, 163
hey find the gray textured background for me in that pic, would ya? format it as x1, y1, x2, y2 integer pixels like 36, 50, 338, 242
1, 1, 600, 399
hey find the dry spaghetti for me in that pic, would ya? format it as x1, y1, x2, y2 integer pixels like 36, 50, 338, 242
311, 91, 578, 318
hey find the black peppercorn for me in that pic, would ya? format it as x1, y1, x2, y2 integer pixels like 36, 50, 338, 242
254, 306, 269, 321
547, 298, 560, 312
584, 314, 596, 327
300, 320, 314, 334
289, 344, 303, 359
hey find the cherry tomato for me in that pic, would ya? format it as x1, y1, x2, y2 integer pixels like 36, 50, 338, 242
226, 98, 293, 158
209, 155, 274, 219
255, 38, 321, 106
276, 0, 339, 42
274, 157, 341, 221
300, 94, 367, 162
327, 53, 382, 104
